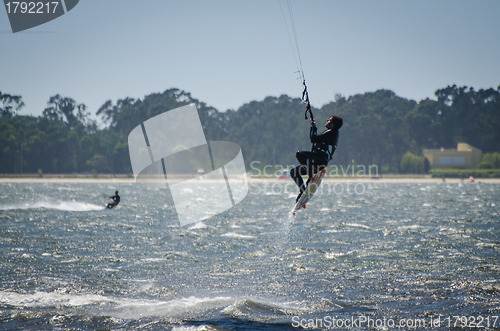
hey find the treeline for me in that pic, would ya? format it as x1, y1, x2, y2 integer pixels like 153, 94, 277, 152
1, 85, 499, 174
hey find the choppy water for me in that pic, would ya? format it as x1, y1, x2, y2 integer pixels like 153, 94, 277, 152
0, 181, 499, 330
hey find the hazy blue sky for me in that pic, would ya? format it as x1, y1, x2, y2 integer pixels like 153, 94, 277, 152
1, 0, 499, 119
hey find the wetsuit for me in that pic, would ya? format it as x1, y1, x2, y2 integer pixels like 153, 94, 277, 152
107, 193, 120, 209
290, 125, 339, 194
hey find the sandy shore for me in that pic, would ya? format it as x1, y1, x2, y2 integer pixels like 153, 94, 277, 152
0, 177, 136, 184
1, 175, 499, 184
257, 177, 500, 184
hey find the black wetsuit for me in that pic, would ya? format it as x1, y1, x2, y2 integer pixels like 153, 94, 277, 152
290, 125, 339, 193
107, 194, 120, 209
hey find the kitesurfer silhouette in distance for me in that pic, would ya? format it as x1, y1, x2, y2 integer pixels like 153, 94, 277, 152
107, 190, 120, 209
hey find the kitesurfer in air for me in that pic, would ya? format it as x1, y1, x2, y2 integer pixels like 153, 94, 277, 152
290, 115, 343, 202
107, 190, 120, 209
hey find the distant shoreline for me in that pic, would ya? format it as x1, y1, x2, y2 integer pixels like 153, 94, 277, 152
1, 174, 499, 184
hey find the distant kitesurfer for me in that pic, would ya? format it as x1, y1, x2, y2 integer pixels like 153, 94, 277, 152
290, 115, 343, 202
107, 190, 120, 209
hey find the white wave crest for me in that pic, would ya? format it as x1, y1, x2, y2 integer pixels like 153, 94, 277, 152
0, 200, 105, 211
221, 232, 255, 239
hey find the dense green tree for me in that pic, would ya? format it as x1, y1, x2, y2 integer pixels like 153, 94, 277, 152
0, 91, 24, 117
43, 94, 97, 134
225, 94, 309, 169
478, 152, 500, 169
97, 88, 227, 141
322, 90, 416, 172
405, 99, 448, 150
0, 121, 18, 172
400, 151, 430, 174
433, 85, 500, 152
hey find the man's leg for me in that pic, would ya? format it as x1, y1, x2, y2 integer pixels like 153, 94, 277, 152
290, 164, 309, 202
306, 161, 328, 185
290, 164, 309, 192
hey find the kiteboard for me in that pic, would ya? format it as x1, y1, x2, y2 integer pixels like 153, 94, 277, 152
291, 168, 327, 216
106, 197, 118, 209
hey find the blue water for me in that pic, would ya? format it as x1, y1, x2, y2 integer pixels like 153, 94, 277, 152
0, 181, 499, 330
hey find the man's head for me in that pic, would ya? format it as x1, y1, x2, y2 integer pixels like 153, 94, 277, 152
115, 191, 118, 195
326, 115, 343, 130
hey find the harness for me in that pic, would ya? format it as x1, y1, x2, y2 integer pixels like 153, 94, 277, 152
310, 128, 338, 161
312, 144, 336, 161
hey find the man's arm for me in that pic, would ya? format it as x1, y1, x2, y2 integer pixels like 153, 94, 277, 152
309, 118, 318, 144
309, 122, 318, 143
310, 128, 337, 145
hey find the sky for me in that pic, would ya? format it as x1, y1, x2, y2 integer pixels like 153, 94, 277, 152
1, 0, 500, 120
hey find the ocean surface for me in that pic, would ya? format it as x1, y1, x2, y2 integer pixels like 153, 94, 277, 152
0, 180, 499, 330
